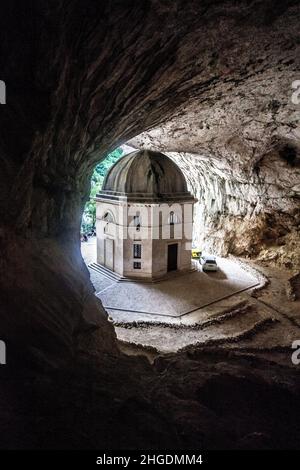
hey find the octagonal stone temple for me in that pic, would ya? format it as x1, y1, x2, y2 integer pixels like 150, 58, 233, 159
95, 150, 197, 280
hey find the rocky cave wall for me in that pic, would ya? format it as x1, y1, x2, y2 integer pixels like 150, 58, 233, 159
175, 150, 300, 270
127, 14, 300, 270
2, 0, 297, 360
0, 0, 300, 449
129, 145, 300, 269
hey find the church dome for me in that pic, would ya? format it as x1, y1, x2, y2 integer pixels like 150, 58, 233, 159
97, 150, 195, 202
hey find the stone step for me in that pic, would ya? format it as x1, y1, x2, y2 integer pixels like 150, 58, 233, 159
89, 263, 123, 282
89, 262, 197, 284
114, 306, 277, 354
112, 302, 252, 329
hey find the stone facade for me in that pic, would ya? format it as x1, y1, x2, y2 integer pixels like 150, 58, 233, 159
95, 150, 196, 279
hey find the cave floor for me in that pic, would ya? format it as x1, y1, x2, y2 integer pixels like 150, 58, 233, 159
96, 259, 257, 316
81, 240, 300, 356
81, 238, 258, 319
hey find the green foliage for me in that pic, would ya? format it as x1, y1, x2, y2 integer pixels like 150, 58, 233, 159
81, 148, 123, 234
94, 147, 123, 177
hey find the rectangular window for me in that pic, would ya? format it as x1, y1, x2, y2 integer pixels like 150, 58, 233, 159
133, 262, 141, 269
133, 243, 142, 259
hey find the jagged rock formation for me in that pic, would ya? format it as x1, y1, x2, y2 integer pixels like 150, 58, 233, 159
0, 0, 299, 449
128, 36, 300, 268
170, 151, 300, 269
287, 272, 300, 300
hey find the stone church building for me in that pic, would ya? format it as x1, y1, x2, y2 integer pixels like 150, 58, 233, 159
95, 150, 196, 280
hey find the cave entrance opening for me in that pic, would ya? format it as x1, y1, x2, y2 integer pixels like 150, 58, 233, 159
79, 142, 259, 354
80, 146, 127, 266
80, 146, 125, 239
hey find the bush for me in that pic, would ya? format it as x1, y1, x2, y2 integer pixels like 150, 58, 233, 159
81, 148, 123, 234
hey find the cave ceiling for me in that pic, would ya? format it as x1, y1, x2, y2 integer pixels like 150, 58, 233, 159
0, 0, 300, 451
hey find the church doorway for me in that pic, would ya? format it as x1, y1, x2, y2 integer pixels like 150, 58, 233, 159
167, 243, 178, 272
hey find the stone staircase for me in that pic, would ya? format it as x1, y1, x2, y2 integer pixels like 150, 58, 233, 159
89, 262, 196, 284
89, 263, 124, 282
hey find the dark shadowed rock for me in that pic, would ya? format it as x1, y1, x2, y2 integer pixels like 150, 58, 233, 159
0, 0, 299, 449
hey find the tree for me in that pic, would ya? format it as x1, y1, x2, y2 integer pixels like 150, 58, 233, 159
94, 147, 123, 178
81, 148, 123, 234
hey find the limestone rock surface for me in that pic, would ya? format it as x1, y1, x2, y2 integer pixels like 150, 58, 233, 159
0, 0, 299, 449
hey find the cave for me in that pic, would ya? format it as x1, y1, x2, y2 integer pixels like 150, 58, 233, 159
0, 0, 300, 452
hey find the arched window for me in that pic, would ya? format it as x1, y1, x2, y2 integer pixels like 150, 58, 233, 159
133, 214, 141, 231
168, 211, 180, 225
103, 211, 114, 223
169, 211, 175, 225
102, 211, 114, 234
